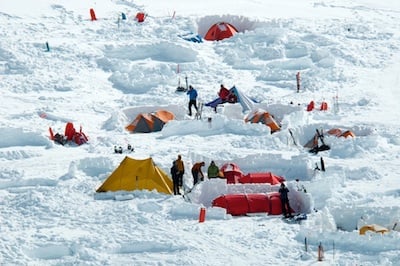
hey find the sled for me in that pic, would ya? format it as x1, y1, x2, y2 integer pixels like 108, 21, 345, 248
38, 111, 72, 123
282, 213, 307, 224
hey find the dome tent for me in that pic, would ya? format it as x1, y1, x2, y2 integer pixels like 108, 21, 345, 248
96, 157, 173, 194
204, 22, 238, 41
125, 110, 174, 133
245, 109, 281, 133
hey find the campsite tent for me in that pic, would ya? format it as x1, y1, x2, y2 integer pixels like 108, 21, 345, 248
240, 172, 285, 185
204, 22, 238, 41
212, 192, 285, 216
244, 109, 281, 133
96, 157, 173, 194
304, 128, 355, 148
359, 224, 389, 235
221, 163, 243, 184
135, 12, 146, 23
126, 110, 174, 133
327, 128, 355, 138
221, 163, 285, 184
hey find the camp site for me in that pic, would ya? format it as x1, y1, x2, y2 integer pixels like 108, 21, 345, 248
1, 0, 400, 265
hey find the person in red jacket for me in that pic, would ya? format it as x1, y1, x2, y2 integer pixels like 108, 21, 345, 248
191, 161, 205, 187
218, 84, 230, 102
212, 84, 231, 112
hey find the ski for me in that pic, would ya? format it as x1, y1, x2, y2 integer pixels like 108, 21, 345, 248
320, 157, 325, 172
288, 129, 297, 146
316, 129, 330, 152
195, 102, 203, 120
182, 193, 192, 203
310, 129, 330, 154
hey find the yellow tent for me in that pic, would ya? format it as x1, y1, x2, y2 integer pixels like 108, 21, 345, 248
359, 224, 389, 235
96, 157, 173, 194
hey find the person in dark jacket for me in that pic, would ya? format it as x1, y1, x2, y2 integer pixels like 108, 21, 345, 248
175, 155, 185, 193
186, 85, 198, 116
279, 183, 292, 218
170, 160, 180, 195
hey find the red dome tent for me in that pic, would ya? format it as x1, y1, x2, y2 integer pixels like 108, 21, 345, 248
204, 22, 238, 41
220, 163, 243, 184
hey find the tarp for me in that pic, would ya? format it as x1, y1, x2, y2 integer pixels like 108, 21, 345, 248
205, 86, 255, 112
180, 32, 203, 43
96, 157, 173, 194
126, 110, 174, 133
204, 22, 238, 41
230, 86, 255, 112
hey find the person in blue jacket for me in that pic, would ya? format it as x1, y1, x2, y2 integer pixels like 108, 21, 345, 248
186, 85, 198, 116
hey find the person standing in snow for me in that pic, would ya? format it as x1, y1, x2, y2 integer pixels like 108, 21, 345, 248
175, 155, 185, 193
207, 161, 220, 178
170, 160, 180, 195
279, 183, 292, 218
186, 85, 198, 116
191, 161, 205, 186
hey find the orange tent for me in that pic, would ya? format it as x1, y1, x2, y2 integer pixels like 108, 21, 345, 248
204, 22, 238, 41
126, 110, 174, 133
327, 128, 355, 138
341, 130, 355, 138
245, 110, 281, 133
359, 224, 389, 235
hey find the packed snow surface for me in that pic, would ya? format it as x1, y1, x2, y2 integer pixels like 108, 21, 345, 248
1, 0, 400, 265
